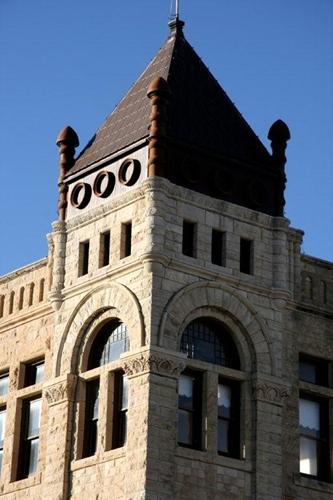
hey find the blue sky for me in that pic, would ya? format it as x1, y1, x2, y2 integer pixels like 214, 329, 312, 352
0, 0, 332, 275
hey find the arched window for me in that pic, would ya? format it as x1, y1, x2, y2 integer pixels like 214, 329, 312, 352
80, 320, 129, 459
87, 321, 129, 370
178, 317, 241, 458
9, 291, 15, 315
305, 276, 313, 300
0, 295, 4, 318
19, 287, 25, 310
28, 283, 35, 306
180, 318, 240, 369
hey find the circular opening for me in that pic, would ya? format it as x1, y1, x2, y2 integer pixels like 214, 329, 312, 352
215, 169, 234, 196
248, 180, 267, 207
70, 182, 92, 209
93, 171, 115, 198
118, 159, 141, 186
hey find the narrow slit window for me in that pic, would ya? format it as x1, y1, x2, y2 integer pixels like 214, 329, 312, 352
211, 229, 225, 266
182, 220, 197, 258
19, 287, 25, 310
28, 283, 35, 306
82, 379, 99, 458
0, 296, 4, 318
112, 372, 128, 449
78, 240, 90, 277
99, 231, 111, 268
240, 238, 253, 275
17, 397, 41, 479
0, 407, 6, 476
38, 279, 45, 302
121, 222, 132, 259
9, 291, 15, 315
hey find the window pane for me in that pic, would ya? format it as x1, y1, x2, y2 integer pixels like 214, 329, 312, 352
28, 438, 39, 475
35, 363, 44, 384
299, 361, 316, 384
0, 449, 3, 475
178, 409, 192, 445
300, 436, 317, 476
179, 375, 194, 410
27, 399, 41, 438
218, 419, 230, 454
299, 399, 320, 437
121, 376, 128, 411
218, 384, 232, 418
0, 410, 6, 447
0, 374, 9, 396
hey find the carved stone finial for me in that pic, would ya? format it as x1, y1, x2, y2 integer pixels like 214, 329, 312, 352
268, 119, 290, 216
268, 119, 290, 166
147, 77, 170, 178
56, 126, 79, 221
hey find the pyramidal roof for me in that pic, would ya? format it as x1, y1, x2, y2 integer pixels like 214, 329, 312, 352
70, 22, 270, 176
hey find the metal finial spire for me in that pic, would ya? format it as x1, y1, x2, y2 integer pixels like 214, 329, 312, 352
169, 0, 184, 35
175, 0, 180, 18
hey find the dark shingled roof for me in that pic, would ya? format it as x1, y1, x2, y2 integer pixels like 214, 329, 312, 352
70, 25, 270, 175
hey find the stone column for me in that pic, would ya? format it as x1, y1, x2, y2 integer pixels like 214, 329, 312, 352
253, 377, 289, 500
49, 221, 67, 310
42, 374, 77, 500
123, 350, 185, 500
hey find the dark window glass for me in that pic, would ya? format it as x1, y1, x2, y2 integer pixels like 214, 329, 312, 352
178, 371, 202, 449
82, 379, 99, 458
240, 238, 253, 274
0, 372, 9, 396
217, 380, 240, 457
182, 221, 196, 258
99, 231, 110, 268
17, 397, 41, 479
24, 359, 44, 387
0, 407, 6, 475
121, 222, 132, 258
88, 322, 130, 370
180, 318, 240, 369
299, 396, 329, 480
79, 241, 90, 276
211, 229, 225, 266
299, 355, 328, 387
112, 372, 128, 449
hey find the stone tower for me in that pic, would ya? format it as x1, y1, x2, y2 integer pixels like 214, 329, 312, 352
0, 16, 332, 500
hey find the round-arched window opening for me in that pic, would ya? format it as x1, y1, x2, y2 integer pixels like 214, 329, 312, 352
87, 321, 130, 370
180, 318, 240, 369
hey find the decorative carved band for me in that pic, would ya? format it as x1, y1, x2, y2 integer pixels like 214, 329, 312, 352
123, 353, 185, 378
44, 375, 76, 406
254, 382, 289, 406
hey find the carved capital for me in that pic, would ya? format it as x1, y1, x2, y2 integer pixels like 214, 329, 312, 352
123, 353, 185, 378
44, 374, 76, 406
254, 382, 289, 406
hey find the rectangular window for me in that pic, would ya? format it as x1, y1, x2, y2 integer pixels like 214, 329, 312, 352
82, 379, 99, 458
211, 229, 225, 266
17, 397, 41, 479
178, 371, 202, 449
99, 231, 110, 268
78, 240, 90, 276
182, 221, 197, 258
23, 359, 44, 388
240, 238, 253, 274
112, 372, 128, 449
217, 379, 240, 457
0, 372, 9, 397
0, 407, 6, 475
299, 396, 329, 480
121, 222, 132, 259
299, 355, 329, 387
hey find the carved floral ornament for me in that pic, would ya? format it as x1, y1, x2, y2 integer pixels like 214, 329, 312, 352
44, 375, 76, 406
123, 352, 185, 378
253, 382, 289, 406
